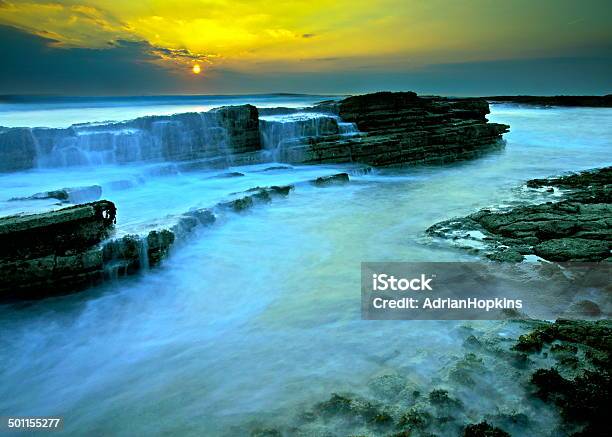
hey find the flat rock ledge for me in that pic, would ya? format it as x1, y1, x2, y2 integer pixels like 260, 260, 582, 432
0, 201, 116, 299
427, 167, 612, 262
282, 91, 509, 166
0, 179, 316, 300
1, 91, 509, 173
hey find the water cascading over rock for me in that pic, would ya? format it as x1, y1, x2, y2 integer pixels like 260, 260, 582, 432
280, 92, 511, 166
259, 112, 360, 161
0, 92, 509, 173
0, 105, 260, 172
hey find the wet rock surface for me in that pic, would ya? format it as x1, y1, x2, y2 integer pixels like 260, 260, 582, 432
427, 167, 611, 262
515, 319, 612, 436
280, 91, 509, 167
1, 92, 508, 173
312, 173, 350, 187
0, 200, 116, 299
235, 318, 592, 436
235, 318, 610, 437
1, 182, 296, 299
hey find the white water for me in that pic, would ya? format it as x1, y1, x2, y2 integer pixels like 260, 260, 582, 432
259, 112, 359, 161
0, 104, 611, 435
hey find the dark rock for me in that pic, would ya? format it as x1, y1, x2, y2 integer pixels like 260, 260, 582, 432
259, 165, 293, 172
270, 92, 508, 167
250, 428, 282, 437
531, 368, 610, 435
282, 91, 509, 167
397, 408, 432, 429
515, 319, 611, 436
0, 92, 510, 172
313, 393, 383, 422
526, 167, 612, 189
222, 196, 255, 212
146, 229, 175, 267
427, 167, 611, 262
533, 238, 610, 262
513, 319, 612, 354
463, 421, 510, 437
221, 185, 293, 213
214, 171, 245, 178
268, 185, 294, 196
428, 389, 462, 408
0, 200, 116, 299
102, 234, 143, 275
486, 248, 524, 263
565, 300, 602, 317
312, 173, 350, 187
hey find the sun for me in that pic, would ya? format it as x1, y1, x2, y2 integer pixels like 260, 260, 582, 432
192, 64, 201, 74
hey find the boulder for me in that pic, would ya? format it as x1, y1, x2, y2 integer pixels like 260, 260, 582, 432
0, 200, 116, 299
312, 173, 350, 187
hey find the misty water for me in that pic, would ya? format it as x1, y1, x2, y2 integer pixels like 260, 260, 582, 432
0, 95, 340, 128
0, 103, 611, 435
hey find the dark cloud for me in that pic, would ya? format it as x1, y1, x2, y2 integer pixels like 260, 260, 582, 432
1, 24, 610, 96
0, 24, 185, 95
301, 33, 316, 38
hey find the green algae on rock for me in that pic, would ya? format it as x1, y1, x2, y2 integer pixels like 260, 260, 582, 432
514, 319, 612, 437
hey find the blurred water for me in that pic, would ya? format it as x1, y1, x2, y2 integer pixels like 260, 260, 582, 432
0, 104, 610, 435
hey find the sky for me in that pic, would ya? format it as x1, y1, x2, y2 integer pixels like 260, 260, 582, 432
0, 0, 610, 96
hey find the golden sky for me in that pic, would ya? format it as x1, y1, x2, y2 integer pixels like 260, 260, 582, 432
0, 0, 610, 95
1, 0, 610, 76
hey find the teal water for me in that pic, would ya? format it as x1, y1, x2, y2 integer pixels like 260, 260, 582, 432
0, 105, 610, 435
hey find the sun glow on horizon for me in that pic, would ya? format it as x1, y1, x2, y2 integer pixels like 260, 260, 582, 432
0, 0, 609, 85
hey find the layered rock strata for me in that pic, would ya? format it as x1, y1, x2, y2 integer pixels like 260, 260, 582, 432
0, 201, 116, 299
0, 92, 508, 172
0, 105, 260, 172
280, 92, 509, 166
0, 179, 310, 299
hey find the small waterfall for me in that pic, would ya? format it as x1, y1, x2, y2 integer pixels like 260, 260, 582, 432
138, 237, 150, 271
259, 113, 342, 161
337, 119, 360, 136
0, 107, 259, 172
0, 105, 353, 172
35, 127, 159, 167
